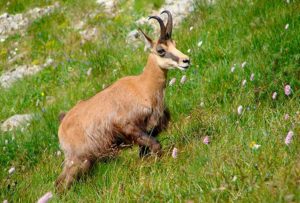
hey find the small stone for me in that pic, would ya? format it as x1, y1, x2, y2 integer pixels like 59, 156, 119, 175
1, 114, 33, 132
284, 194, 294, 202
46, 96, 55, 105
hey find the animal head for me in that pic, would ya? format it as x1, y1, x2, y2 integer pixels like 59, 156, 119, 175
139, 10, 190, 71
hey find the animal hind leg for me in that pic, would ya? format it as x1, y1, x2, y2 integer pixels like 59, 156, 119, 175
55, 157, 93, 194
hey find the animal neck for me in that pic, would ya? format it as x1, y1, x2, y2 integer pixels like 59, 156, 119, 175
141, 53, 168, 92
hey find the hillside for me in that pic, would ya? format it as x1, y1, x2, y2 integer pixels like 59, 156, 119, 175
0, 0, 299, 202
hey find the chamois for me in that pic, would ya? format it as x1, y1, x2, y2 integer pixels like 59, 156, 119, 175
55, 10, 190, 192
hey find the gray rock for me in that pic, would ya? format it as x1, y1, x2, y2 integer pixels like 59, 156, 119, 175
79, 27, 98, 42
129, 0, 208, 40
1, 114, 33, 132
0, 2, 59, 40
96, 0, 116, 14
0, 58, 53, 88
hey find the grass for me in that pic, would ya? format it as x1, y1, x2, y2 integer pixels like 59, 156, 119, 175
1, 0, 300, 202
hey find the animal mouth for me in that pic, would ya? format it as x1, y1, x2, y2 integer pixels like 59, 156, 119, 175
177, 65, 189, 71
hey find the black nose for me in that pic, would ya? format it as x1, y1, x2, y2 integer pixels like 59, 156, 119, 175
183, 59, 190, 64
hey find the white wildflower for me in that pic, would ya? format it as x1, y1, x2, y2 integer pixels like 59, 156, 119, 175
237, 105, 243, 115
8, 167, 15, 175
241, 61, 247, 68
180, 75, 187, 84
86, 68, 92, 76
252, 144, 261, 149
187, 49, 191, 53
272, 92, 277, 100
189, 26, 194, 31
285, 24, 289, 30
242, 79, 247, 86
169, 78, 176, 86
231, 66, 235, 73
232, 176, 237, 182
197, 40, 203, 47
56, 150, 61, 156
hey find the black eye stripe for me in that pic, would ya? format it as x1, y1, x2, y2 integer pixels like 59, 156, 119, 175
164, 52, 179, 62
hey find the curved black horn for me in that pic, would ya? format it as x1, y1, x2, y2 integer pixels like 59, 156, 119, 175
161, 10, 173, 39
148, 16, 167, 41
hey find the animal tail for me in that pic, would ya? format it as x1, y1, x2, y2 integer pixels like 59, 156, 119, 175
59, 112, 66, 123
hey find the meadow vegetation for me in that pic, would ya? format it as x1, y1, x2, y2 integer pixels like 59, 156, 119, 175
0, 0, 299, 202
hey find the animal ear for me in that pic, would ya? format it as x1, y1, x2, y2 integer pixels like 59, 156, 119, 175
138, 28, 154, 50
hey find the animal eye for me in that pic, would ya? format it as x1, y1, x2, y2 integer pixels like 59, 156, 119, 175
157, 48, 166, 56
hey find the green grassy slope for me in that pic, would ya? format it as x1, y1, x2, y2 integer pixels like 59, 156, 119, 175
1, 0, 299, 202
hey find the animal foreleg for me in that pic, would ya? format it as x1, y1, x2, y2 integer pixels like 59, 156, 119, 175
139, 145, 150, 158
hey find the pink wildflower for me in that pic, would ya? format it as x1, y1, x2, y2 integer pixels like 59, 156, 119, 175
285, 130, 294, 145
250, 73, 255, 81
284, 114, 289, 120
172, 148, 178, 159
180, 75, 187, 84
37, 192, 53, 203
284, 85, 291, 96
203, 136, 210, 145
